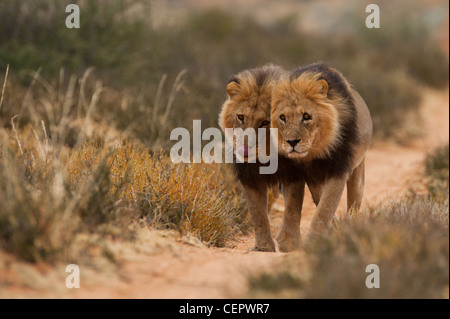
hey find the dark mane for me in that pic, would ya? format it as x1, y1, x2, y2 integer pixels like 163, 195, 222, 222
230, 63, 360, 186
238, 64, 284, 88
289, 62, 354, 105
227, 76, 240, 85
233, 155, 305, 188
291, 63, 360, 181
251, 66, 273, 87
229, 64, 296, 187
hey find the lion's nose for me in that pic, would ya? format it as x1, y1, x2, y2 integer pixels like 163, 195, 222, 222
287, 139, 300, 147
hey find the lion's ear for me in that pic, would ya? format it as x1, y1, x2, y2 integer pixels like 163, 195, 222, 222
318, 79, 329, 96
226, 78, 240, 98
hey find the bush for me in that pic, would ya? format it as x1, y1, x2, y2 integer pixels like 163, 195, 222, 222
140, 156, 248, 246
249, 197, 449, 299
0, 127, 249, 261
0, 0, 148, 79
426, 144, 449, 201
0, 69, 249, 262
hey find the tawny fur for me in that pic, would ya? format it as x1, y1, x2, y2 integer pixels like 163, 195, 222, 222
272, 71, 355, 160
271, 63, 373, 246
218, 64, 286, 252
218, 62, 372, 252
219, 64, 284, 156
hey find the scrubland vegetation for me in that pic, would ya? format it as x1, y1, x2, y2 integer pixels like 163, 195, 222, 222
0, 0, 448, 298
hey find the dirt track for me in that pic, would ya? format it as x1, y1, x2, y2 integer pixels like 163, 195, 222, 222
0, 89, 448, 298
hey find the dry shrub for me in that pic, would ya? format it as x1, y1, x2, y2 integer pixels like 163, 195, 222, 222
426, 144, 449, 201
250, 196, 449, 298
0, 68, 248, 262
0, 128, 248, 261
250, 144, 449, 299
0, 147, 76, 263
68, 140, 248, 247
0, 127, 75, 262
140, 156, 248, 247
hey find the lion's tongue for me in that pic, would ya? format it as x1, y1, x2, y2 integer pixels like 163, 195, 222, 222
237, 145, 249, 156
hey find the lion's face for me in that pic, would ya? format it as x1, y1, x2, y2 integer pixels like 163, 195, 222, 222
271, 73, 340, 160
272, 97, 319, 158
219, 78, 272, 163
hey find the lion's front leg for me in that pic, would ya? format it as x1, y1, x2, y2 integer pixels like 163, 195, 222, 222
307, 176, 346, 241
242, 183, 276, 252
276, 180, 305, 252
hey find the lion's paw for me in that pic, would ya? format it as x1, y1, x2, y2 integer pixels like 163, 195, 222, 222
276, 231, 300, 252
249, 240, 276, 252
249, 246, 276, 252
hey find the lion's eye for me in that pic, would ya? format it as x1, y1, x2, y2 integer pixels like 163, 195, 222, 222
261, 120, 270, 127
303, 113, 311, 121
237, 114, 244, 122
279, 114, 286, 122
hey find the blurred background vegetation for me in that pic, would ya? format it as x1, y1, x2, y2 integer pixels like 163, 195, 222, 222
0, 0, 448, 271
0, 0, 448, 145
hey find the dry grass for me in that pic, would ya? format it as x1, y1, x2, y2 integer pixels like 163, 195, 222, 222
249, 197, 449, 299
0, 1, 448, 286
69, 141, 248, 247
140, 156, 248, 246
0, 69, 248, 263
426, 144, 449, 201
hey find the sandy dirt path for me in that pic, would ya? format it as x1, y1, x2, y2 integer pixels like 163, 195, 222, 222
1, 89, 448, 299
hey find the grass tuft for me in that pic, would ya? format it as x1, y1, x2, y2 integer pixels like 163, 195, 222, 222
426, 144, 449, 200
250, 196, 449, 299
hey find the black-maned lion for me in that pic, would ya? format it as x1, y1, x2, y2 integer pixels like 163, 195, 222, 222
271, 63, 373, 250
219, 64, 301, 252
219, 62, 372, 252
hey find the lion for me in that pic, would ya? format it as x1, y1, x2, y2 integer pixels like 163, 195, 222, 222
270, 62, 373, 249
219, 64, 282, 164
219, 64, 307, 252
